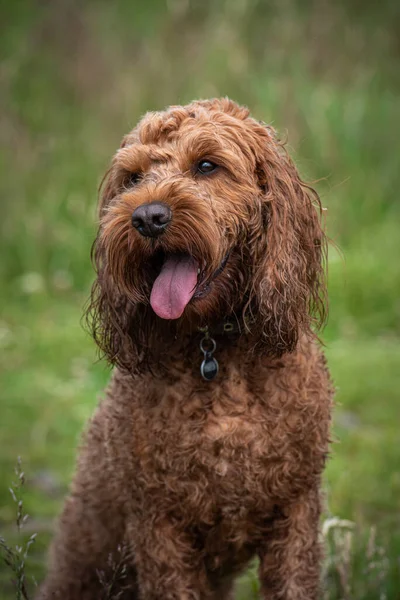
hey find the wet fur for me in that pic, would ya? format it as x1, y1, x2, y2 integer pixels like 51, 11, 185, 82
38, 98, 333, 600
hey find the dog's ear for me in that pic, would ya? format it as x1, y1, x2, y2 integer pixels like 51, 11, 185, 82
85, 134, 138, 372
86, 224, 136, 373
248, 125, 327, 355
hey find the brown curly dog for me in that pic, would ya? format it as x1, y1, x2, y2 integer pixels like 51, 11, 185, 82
38, 98, 333, 600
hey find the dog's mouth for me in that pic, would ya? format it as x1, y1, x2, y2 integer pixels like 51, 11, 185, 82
148, 251, 229, 320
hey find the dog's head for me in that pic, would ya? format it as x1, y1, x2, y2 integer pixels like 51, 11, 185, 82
87, 98, 327, 369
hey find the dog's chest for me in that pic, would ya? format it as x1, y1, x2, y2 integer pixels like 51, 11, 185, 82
129, 375, 311, 514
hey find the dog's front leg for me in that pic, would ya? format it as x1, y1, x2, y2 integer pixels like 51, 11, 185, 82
257, 488, 322, 600
36, 405, 137, 600
130, 515, 211, 600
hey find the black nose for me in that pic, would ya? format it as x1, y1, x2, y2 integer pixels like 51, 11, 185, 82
131, 202, 172, 238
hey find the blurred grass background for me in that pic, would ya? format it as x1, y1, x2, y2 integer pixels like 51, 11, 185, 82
0, 0, 399, 598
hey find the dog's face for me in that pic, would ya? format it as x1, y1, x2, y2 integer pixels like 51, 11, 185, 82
89, 98, 327, 368
98, 100, 265, 323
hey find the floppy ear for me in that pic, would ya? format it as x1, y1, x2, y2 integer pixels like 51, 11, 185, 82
84, 139, 138, 372
248, 125, 327, 355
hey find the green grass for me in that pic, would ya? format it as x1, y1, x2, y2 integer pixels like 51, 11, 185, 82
1, 0, 400, 597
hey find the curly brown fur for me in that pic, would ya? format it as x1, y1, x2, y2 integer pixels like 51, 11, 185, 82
38, 98, 333, 600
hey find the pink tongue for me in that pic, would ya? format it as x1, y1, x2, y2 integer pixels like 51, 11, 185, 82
150, 255, 198, 319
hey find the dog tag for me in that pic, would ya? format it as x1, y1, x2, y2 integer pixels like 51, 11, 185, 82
199, 332, 218, 381
200, 353, 219, 381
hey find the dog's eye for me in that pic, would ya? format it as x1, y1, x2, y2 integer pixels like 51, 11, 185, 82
197, 160, 217, 175
127, 172, 142, 186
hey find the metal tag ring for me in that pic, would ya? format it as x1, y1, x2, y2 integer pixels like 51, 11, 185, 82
200, 336, 216, 354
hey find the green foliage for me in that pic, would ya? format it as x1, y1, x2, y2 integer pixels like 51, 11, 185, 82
0, 459, 37, 600
1, 0, 399, 597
